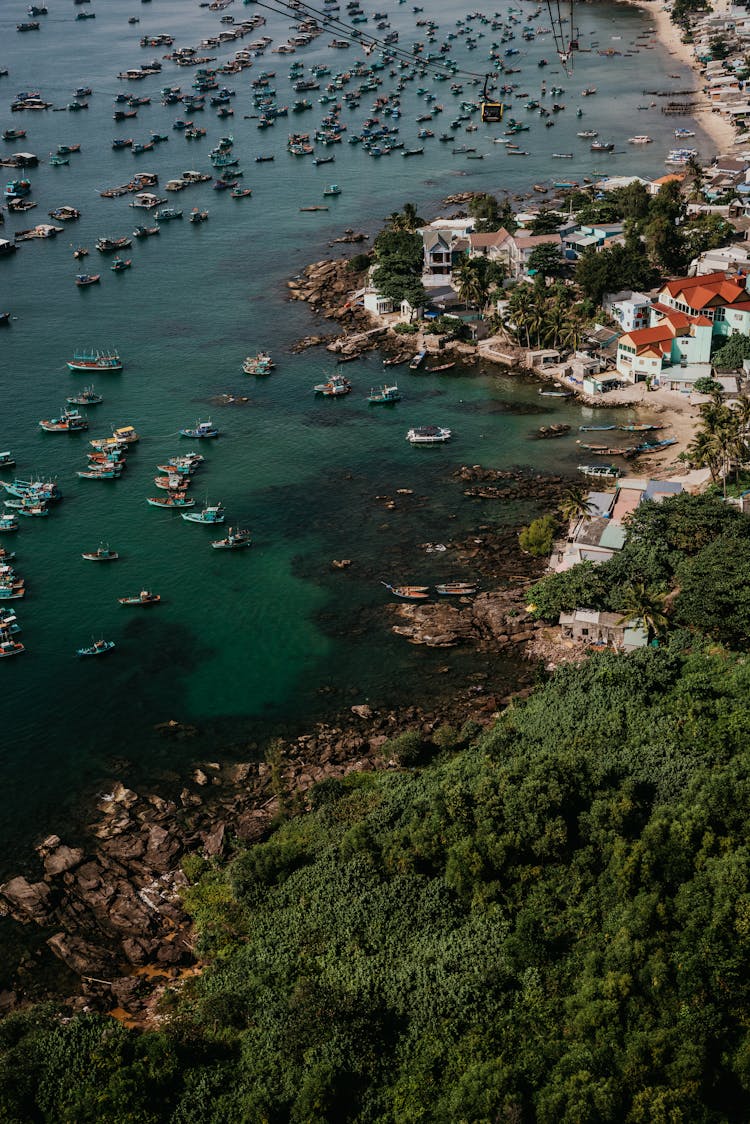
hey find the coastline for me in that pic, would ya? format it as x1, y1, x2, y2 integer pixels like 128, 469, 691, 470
619, 0, 737, 154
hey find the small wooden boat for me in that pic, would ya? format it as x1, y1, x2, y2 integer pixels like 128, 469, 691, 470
380, 581, 429, 601
300, 205, 328, 212
579, 425, 615, 432
231, 187, 253, 198
96, 236, 131, 253
406, 426, 451, 445
0, 514, 19, 532
111, 256, 132, 272
118, 590, 160, 605
133, 225, 159, 238
409, 351, 426, 370
81, 543, 118, 561
0, 452, 16, 468
77, 639, 115, 657
156, 453, 203, 475
211, 527, 252, 550
538, 387, 572, 398
73, 247, 88, 259
189, 208, 209, 224
425, 362, 455, 373
435, 582, 478, 596
75, 274, 100, 286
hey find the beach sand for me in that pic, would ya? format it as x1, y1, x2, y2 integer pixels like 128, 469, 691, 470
589, 381, 703, 474
620, 0, 738, 154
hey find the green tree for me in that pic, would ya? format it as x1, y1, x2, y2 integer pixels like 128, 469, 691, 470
518, 513, 557, 556
528, 210, 562, 235
371, 229, 424, 304
712, 333, 750, 369
574, 242, 658, 306
468, 192, 500, 233
386, 201, 425, 233
616, 581, 670, 642
528, 560, 610, 620
526, 242, 566, 280
676, 535, 750, 646
693, 376, 724, 396
559, 485, 595, 526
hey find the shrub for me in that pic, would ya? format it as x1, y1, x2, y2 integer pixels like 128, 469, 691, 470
379, 729, 424, 766
346, 252, 371, 274
518, 514, 557, 557
394, 322, 419, 335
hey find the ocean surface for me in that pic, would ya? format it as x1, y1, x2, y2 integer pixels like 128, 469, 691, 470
0, 0, 706, 868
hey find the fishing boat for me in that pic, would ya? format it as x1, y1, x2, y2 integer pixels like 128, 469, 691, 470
409, 350, 426, 370
590, 141, 615, 152
146, 491, 195, 508
96, 236, 131, 253
75, 274, 100, 286
539, 387, 572, 398
182, 501, 225, 524
242, 352, 274, 375
133, 225, 159, 238
49, 154, 69, 167
368, 384, 401, 404
617, 423, 664, 432
111, 256, 132, 272
426, 362, 456, 373
76, 639, 115, 657
156, 453, 203, 475
230, 187, 253, 198
380, 581, 429, 601
118, 590, 161, 605
435, 582, 478, 596
0, 514, 19, 533
211, 527, 252, 550
578, 464, 620, 479
0, 637, 24, 658
81, 543, 119, 561
49, 205, 80, 221
155, 207, 182, 221
322, 183, 341, 195
77, 466, 122, 479
66, 386, 102, 406
39, 407, 88, 432
314, 373, 351, 396
73, 247, 88, 259
110, 425, 138, 444
0, 452, 16, 469
8, 501, 47, 517
628, 135, 652, 144
189, 208, 209, 224
406, 426, 451, 445
179, 419, 219, 439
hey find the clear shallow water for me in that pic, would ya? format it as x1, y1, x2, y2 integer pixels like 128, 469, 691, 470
0, 0, 702, 865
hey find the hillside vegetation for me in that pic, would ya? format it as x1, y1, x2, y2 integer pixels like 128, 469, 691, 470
2, 636, 750, 1121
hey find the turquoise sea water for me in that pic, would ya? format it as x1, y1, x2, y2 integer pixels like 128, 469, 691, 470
0, 0, 706, 866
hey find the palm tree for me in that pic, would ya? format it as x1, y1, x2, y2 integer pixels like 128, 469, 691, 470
559, 486, 594, 531
388, 202, 425, 233
617, 582, 670, 644
454, 259, 484, 310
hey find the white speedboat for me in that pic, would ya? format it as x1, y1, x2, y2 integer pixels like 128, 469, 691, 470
406, 426, 451, 445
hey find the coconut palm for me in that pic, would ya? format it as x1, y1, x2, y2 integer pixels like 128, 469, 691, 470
559, 486, 594, 528
388, 202, 425, 233
454, 259, 485, 310
617, 582, 670, 643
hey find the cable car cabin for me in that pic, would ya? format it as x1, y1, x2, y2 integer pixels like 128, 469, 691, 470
481, 100, 504, 123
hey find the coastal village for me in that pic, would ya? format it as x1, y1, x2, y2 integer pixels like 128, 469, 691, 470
5, 0, 750, 1078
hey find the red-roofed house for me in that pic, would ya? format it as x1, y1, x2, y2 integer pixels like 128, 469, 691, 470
655, 272, 750, 337
507, 232, 563, 278
616, 308, 713, 382
616, 271, 750, 382
468, 228, 512, 266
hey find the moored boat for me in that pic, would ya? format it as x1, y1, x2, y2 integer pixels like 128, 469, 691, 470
146, 493, 195, 508
111, 256, 132, 272
66, 385, 102, 406
406, 425, 451, 445
0, 637, 24, 658
314, 373, 351, 396
39, 407, 88, 432
0, 452, 16, 469
77, 639, 115, 657
242, 352, 274, 375
75, 274, 100, 286
578, 464, 620, 479
81, 543, 119, 561
211, 527, 252, 550
368, 384, 401, 404
118, 590, 160, 605
182, 501, 225, 524
380, 581, 429, 601
435, 582, 478, 596
179, 419, 219, 439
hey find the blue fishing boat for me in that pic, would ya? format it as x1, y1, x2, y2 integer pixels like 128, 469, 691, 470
179, 419, 219, 439
182, 502, 225, 524
409, 351, 426, 370
81, 543, 119, 561
367, 384, 401, 404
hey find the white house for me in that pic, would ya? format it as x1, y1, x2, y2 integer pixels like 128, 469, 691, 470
603, 290, 653, 333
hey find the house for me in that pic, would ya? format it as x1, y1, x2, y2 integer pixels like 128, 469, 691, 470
616, 309, 713, 383
363, 289, 394, 316
648, 173, 687, 196
656, 271, 750, 337
561, 223, 625, 260
559, 609, 649, 651
507, 232, 562, 278
421, 230, 470, 285
603, 290, 653, 333
467, 228, 512, 267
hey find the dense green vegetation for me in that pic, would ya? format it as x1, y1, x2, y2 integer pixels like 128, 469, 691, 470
4, 639, 750, 1121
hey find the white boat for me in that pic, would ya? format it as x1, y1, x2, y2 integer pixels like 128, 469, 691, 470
628, 135, 652, 144
406, 425, 451, 445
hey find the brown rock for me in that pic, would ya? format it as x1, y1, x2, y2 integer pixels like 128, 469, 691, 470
43, 846, 85, 878
351, 704, 373, 719
143, 825, 181, 871
203, 823, 226, 858
47, 932, 116, 975
0, 877, 52, 924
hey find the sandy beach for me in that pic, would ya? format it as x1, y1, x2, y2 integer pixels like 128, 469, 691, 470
620, 0, 738, 154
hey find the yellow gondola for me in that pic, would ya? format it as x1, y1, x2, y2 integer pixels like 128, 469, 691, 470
480, 74, 503, 123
